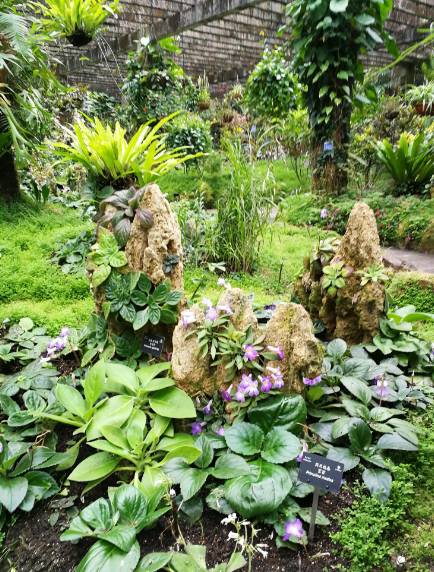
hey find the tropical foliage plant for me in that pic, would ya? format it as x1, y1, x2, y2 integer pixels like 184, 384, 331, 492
244, 47, 300, 119
286, 0, 396, 192
33, 0, 120, 46
376, 132, 434, 195
33, 361, 200, 487
61, 484, 170, 572
166, 113, 212, 160
53, 113, 198, 187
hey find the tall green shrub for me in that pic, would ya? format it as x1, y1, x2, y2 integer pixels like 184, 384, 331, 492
213, 137, 275, 273
287, 0, 396, 194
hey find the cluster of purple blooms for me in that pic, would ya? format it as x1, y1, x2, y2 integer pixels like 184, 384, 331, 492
41, 327, 69, 363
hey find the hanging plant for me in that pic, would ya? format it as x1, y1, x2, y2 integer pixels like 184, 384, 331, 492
33, 0, 120, 47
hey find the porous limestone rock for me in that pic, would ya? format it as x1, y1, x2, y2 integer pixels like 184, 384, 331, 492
125, 183, 183, 290
264, 303, 323, 393
217, 287, 258, 333
171, 305, 215, 396
295, 202, 386, 344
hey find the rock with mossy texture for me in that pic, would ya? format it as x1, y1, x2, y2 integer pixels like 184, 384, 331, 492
264, 303, 323, 393
217, 287, 258, 333
171, 305, 216, 396
125, 183, 183, 290
295, 202, 386, 344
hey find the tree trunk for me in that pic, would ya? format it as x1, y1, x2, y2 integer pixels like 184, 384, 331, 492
311, 101, 352, 196
0, 150, 20, 201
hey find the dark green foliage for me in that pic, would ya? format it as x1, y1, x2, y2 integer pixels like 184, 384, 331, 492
388, 273, 434, 314
244, 47, 300, 119
331, 466, 415, 571
166, 113, 212, 160
51, 229, 95, 276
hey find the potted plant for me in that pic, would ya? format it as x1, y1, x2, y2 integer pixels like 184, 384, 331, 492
33, 0, 120, 47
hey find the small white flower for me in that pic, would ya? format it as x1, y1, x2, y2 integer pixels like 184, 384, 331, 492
221, 513, 238, 525
256, 545, 268, 558
396, 556, 406, 566
169, 488, 176, 498
228, 531, 240, 541
217, 277, 226, 287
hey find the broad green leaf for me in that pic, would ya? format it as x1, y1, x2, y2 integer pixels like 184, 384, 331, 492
112, 485, 148, 528
60, 516, 92, 542
341, 376, 372, 405
331, 416, 357, 440
149, 387, 196, 419
104, 363, 139, 394
76, 539, 140, 572
159, 445, 202, 466
211, 453, 251, 480
261, 428, 301, 464
194, 434, 214, 469
99, 525, 136, 552
80, 498, 112, 529
92, 265, 111, 287
224, 459, 291, 518
55, 384, 86, 419
86, 396, 135, 440
248, 394, 306, 434
341, 397, 370, 420
330, 0, 349, 12
327, 447, 360, 472
100, 426, 130, 450
377, 433, 418, 452
362, 468, 392, 501
298, 507, 330, 525
0, 476, 28, 513
136, 553, 172, 572
225, 422, 264, 455
349, 420, 372, 452
83, 360, 106, 407
137, 363, 171, 386
327, 338, 347, 357
180, 468, 209, 501
369, 407, 404, 423
68, 452, 120, 482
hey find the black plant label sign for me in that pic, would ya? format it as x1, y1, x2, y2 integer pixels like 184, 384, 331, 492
298, 453, 344, 494
143, 334, 165, 357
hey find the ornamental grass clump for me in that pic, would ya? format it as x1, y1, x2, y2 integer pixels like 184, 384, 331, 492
212, 136, 275, 273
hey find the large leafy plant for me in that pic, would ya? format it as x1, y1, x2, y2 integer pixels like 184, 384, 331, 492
33, 0, 120, 46
87, 228, 127, 288
34, 361, 200, 488
103, 272, 182, 331
307, 337, 432, 500
53, 113, 198, 187
244, 46, 300, 119
365, 305, 434, 373
376, 132, 434, 195
139, 544, 246, 572
287, 0, 396, 193
165, 393, 311, 528
61, 484, 170, 572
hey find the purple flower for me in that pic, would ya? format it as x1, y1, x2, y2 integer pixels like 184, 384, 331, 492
0, 441, 3, 454
217, 304, 233, 315
375, 376, 389, 398
203, 400, 213, 416
320, 208, 329, 219
303, 375, 322, 386
46, 346, 56, 356
54, 337, 66, 351
268, 366, 284, 389
235, 390, 246, 403
243, 345, 259, 362
296, 441, 308, 463
283, 518, 304, 541
60, 327, 70, 338
47, 340, 56, 349
221, 385, 233, 402
239, 373, 259, 397
205, 306, 219, 321
259, 375, 272, 393
191, 422, 203, 436
181, 309, 196, 328
216, 427, 225, 436
267, 345, 285, 360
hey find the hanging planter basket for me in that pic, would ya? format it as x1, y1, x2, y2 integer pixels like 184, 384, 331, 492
66, 29, 93, 47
